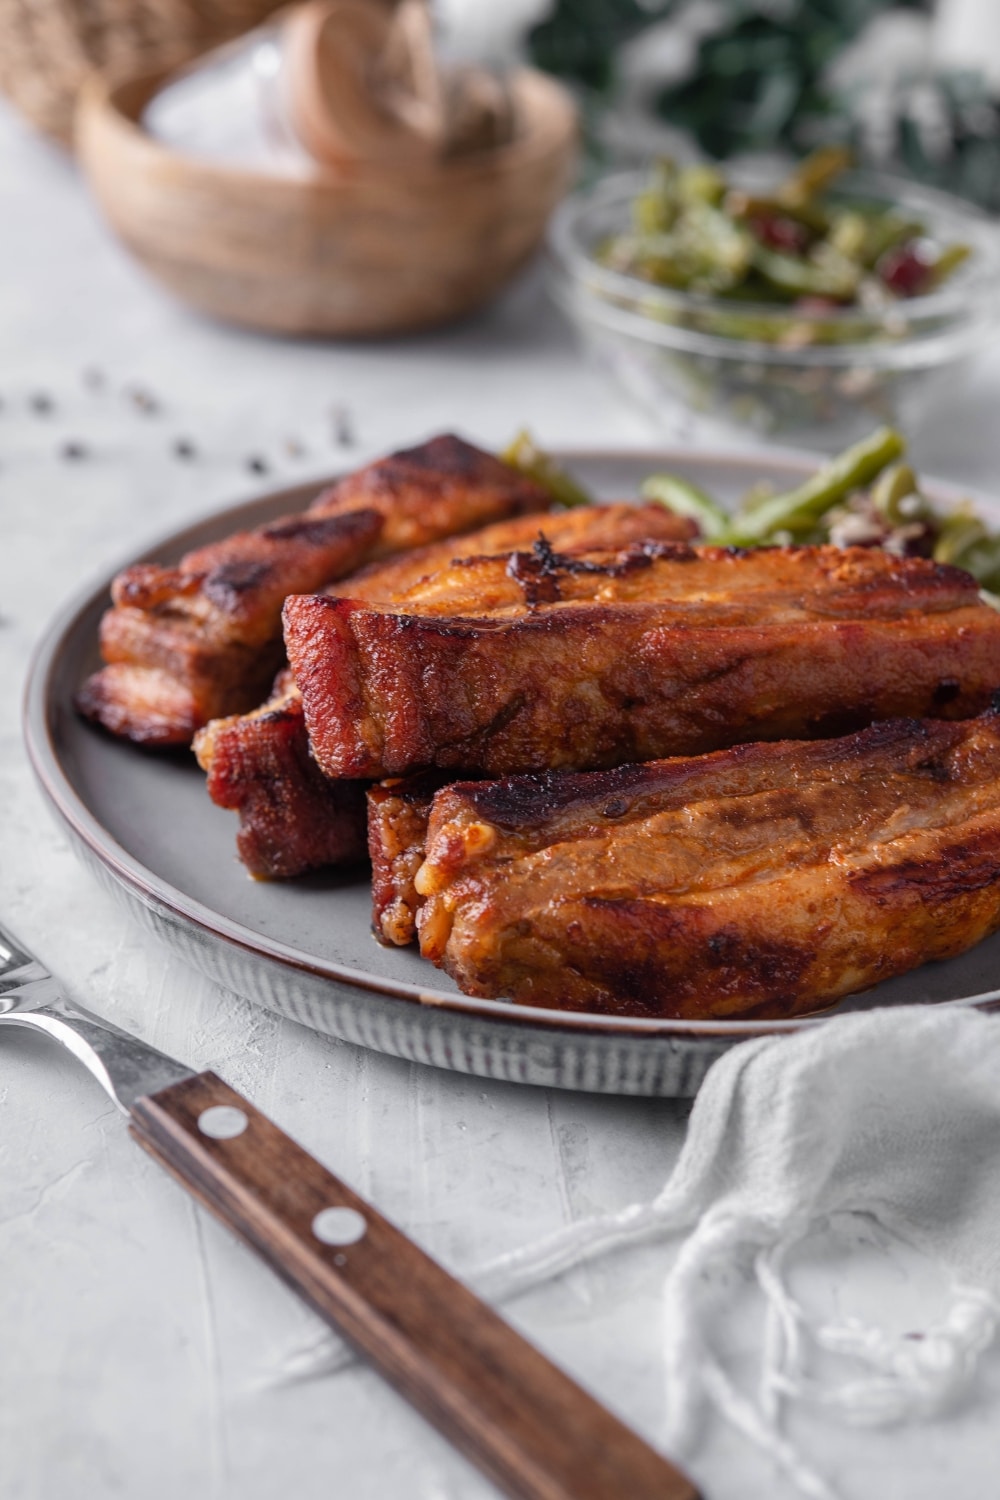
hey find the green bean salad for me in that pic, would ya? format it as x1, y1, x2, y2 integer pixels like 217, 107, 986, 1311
599, 147, 971, 321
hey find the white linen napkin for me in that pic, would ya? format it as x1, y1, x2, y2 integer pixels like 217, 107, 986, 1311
270, 1004, 1000, 1498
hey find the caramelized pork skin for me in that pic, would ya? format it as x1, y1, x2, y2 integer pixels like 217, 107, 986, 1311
76, 435, 550, 747
284, 543, 1000, 781
77, 507, 381, 746
310, 433, 550, 557
344, 502, 695, 601
199, 505, 694, 879
415, 707, 1000, 1020
193, 673, 367, 879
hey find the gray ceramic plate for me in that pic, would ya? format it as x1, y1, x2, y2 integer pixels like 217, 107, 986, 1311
24, 447, 1000, 1097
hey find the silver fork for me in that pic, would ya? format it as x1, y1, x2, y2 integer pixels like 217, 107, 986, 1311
0, 918, 698, 1500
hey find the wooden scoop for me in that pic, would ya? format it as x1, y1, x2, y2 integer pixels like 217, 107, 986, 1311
283, 0, 447, 167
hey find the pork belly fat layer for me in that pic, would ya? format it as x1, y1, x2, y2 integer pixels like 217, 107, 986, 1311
415, 708, 1000, 1021
193, 675, 367, 879
310, 433, 551, 556
285, 544, 1000, 780
368, 775, 449, 945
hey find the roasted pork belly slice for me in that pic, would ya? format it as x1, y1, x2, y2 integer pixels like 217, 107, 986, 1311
414, 707, 1000, 1019
193, 673, 367, 879
76, 435, 550, 747
344, 502, 696, 602
285, 543, 1000, 781
309, 433, 550, 556
200, 505, 694, 879
77, 507, 381, 746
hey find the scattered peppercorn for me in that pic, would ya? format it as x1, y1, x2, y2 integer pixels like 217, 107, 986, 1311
247, 455, 269, 475
60, 441, 88, 461
30, 393, 54, 415
285, 437, 306, 458
126, 385, 159, 414
332, 407, 355, 446
172, 438, 197, 461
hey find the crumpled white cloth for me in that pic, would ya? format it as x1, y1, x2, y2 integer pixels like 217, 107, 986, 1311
269, 1005, 1000, 1498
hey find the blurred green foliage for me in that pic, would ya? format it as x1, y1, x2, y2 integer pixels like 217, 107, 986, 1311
656, 0, 914, 158
528, 0, 1000, 211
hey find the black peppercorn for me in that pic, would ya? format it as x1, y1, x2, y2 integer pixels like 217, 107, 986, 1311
126, 385, 159, 414
331, 407, 355, 446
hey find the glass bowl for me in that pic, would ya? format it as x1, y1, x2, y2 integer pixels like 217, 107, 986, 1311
549, 167, 1000, 448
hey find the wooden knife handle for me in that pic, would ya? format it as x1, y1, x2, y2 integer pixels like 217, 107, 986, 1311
130, 1071, 698, 1500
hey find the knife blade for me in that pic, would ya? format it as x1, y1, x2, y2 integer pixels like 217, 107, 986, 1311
0, 920, 699, 1500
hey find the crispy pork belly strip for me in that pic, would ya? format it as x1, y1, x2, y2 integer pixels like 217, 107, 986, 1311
414, 707, 1000, 1020
200, 505, 693, 879
309, 433, 550, 557
344, 502, 696, 601
285, 543, 1000, 781
77, 435, 549, 747
193, 674, 367, 879
76, 507, 382, 746
368, 775, 450, 945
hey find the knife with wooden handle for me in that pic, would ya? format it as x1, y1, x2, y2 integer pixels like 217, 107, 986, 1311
0, 921, 699, 1500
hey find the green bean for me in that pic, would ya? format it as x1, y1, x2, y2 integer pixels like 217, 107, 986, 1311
500, 430, 593, 509
933, 505, 988, 566
870, 463, 925, 524
724, 191, 830, 235
778, 145, 854, 207
724, 426, 906, 543
751, 243, 861, 301
640, 474, 731, 538
932, 508, 1000, 589
955, 538, 1000, 593
678, 163, 726, 207
828, 210, 868, 261
926, 243, 971, 288
858, 212, 925, 267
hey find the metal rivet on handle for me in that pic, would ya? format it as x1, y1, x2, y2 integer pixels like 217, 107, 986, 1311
198, 1105, 249, 1139
313, 1207, 367, 1246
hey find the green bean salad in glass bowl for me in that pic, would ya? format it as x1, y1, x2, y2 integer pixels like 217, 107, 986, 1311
550, 151, 1000, 448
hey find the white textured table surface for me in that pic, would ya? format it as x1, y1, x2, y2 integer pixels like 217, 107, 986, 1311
3, 102, 1000, 1500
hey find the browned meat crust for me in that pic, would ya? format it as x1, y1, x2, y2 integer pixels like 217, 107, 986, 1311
309, 433, 550, 557
193, 673, 367, 879
76, 507, 382, 747
199, 505, 694, 879
344, 501, 695, 601
413, 706, 1000, 1019
76, 435, 550, 747
285, 543, 1000, 780
367, 774, 450, 944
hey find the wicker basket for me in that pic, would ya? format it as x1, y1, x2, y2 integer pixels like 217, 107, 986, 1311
0, 0, 287, 145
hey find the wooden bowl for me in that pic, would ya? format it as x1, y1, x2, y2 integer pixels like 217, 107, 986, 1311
75, 67, 578, 337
